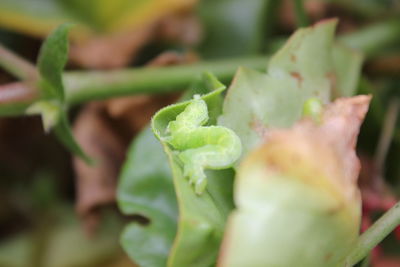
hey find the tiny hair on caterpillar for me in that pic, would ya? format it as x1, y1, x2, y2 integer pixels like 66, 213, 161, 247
165, 95, 242, 195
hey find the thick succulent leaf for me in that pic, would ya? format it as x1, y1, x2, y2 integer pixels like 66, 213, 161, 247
37, 23, 72, 101
152, 78, 235, 267
198, 0, 278, 58
219, 96, 371, 267
218, 19, 362, 158
118, 127, 177, 267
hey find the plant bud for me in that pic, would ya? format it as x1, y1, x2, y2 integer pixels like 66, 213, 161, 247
218, 95, 371, 267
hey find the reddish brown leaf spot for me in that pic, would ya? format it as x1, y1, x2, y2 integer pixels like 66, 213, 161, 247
250, 117, 268, 137
324, 253, 333, 262
290, 72, 303, 87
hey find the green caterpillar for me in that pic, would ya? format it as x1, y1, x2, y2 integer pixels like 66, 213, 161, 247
165, 95, 242, 195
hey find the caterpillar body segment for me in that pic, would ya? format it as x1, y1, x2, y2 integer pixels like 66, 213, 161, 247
166, 97, 242, 194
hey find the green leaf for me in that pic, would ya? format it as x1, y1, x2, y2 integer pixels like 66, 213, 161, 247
332, 43, 364, 97
37, 23, 72, 100
118, 127, 177, 267
218, 19, 362, 158
28, 23, 91, 162
198, 0, 278, 58
118, 73, 228, 267
53, 112, 92, 164
151, 75, 235, 267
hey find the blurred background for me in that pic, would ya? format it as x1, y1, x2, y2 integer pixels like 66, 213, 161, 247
0, 0, 400, 266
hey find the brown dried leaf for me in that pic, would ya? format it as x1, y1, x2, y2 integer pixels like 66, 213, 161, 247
158, 11, 202, 45
69, 10, 200, 69
106, 94, 179, 133
73, 49, 192, 233
70, 26, 157, 69
104, 51, 191, 132
145, 51, 198, 67
73, 103, 125, 233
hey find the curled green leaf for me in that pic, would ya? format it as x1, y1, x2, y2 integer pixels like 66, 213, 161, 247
152, 73, 235, 267
164, 96, 242, 194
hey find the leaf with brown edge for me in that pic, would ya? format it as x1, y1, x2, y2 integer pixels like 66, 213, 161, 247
219, 95, 371, 267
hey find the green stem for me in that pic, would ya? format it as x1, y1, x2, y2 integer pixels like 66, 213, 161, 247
293, 0, 309, 27
64, 56, 267, 105
1, 19, 400, 117
0, 44, 38, 80
0, 56, 268, 116
345, 201, 400, 266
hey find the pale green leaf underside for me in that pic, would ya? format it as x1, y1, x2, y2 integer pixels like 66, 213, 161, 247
218, 19, 363, 158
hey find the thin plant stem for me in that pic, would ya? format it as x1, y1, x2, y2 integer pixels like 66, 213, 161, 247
64, 56, 268, 104
345, 201, 400, 266
0, 44, 38, 80
293, 0, 310, 27
0, 19, 400, 116
0, 56, 268, 116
